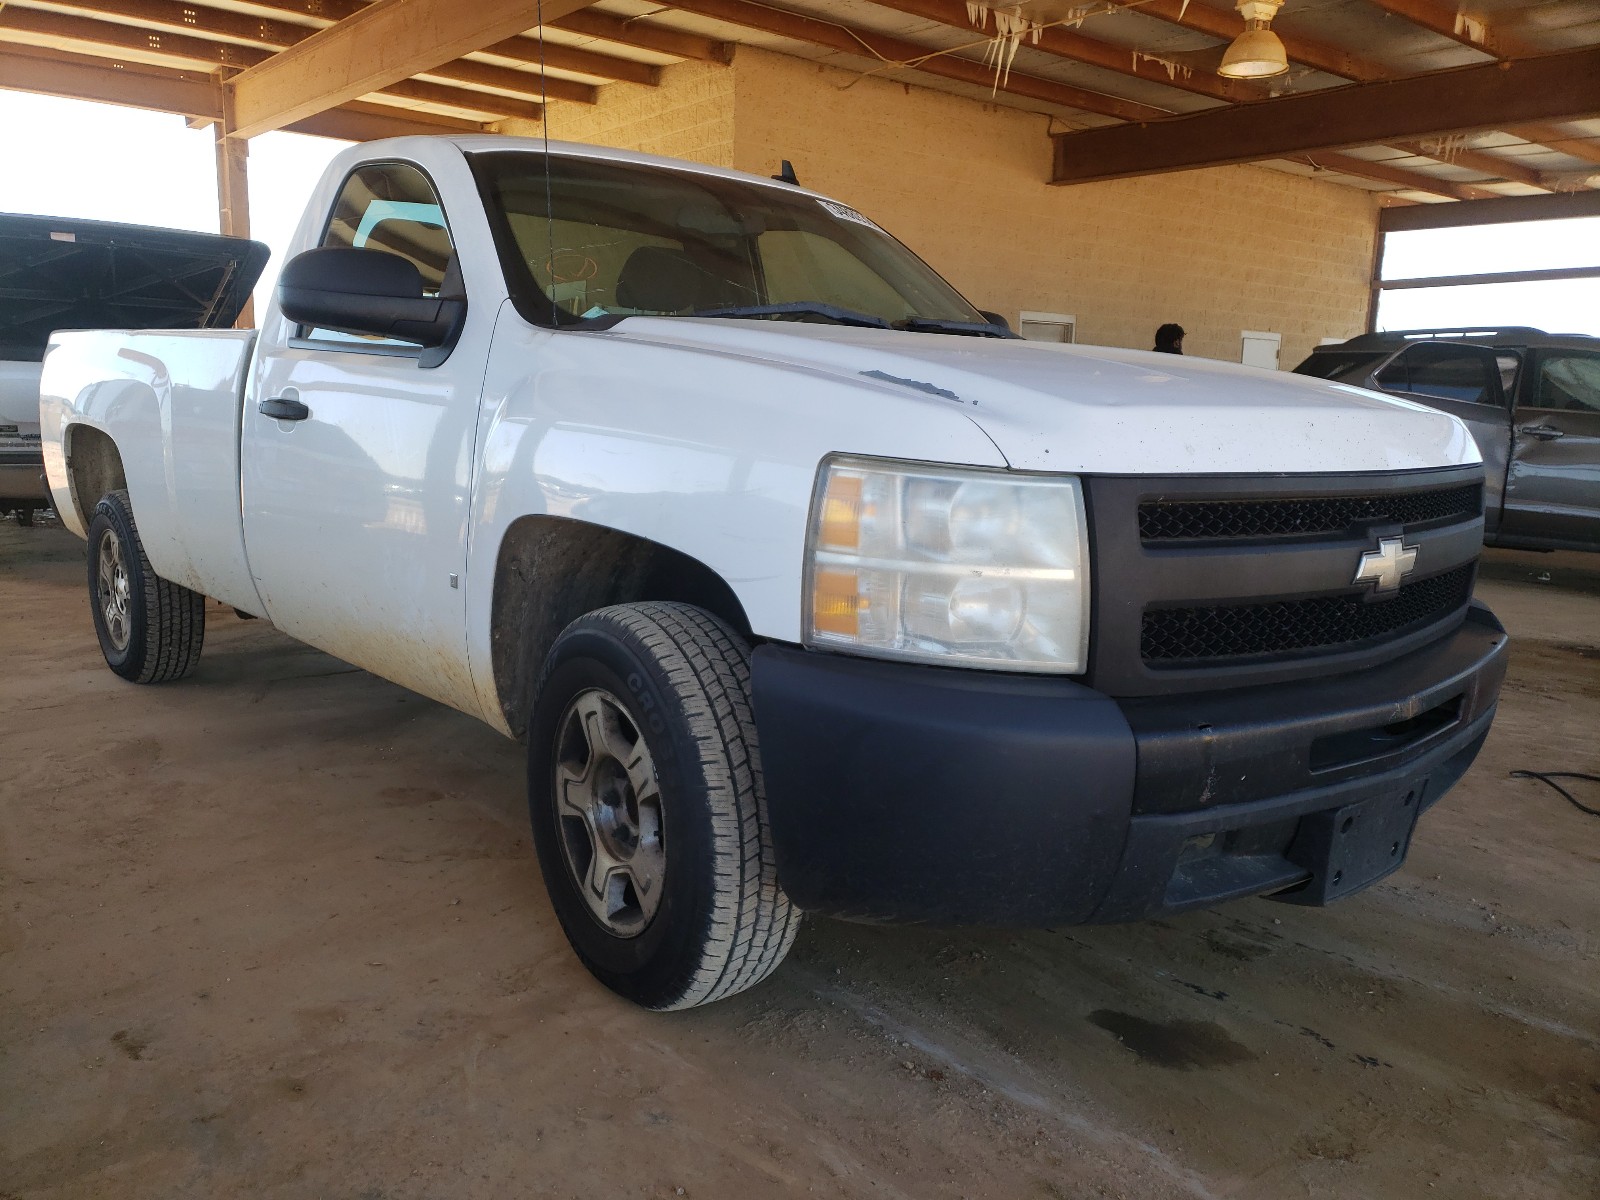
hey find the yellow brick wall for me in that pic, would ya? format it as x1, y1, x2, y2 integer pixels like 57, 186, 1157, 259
498, 59, 735, 167
730, 49, 1377, 368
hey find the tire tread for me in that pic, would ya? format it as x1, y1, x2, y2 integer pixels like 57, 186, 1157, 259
92, 489, 205, 683
538, 602, 798, 1010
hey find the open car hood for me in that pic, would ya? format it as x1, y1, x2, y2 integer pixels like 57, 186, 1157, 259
0, 214, 269, 363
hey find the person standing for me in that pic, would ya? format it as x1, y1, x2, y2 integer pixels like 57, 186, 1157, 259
1153, 323, 1185, 354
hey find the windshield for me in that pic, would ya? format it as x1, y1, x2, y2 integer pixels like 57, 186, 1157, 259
469, 151, 987, 331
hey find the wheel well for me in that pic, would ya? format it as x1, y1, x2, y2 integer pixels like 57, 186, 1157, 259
65, 425, 127, 526
491, 516, 752, 738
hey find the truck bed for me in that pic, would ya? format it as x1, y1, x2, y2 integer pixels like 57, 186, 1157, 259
41, 329, 264, 614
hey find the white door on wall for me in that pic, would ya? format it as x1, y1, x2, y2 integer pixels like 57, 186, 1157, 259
1241, 330, 1282, 370
1019, 310, 1075, 343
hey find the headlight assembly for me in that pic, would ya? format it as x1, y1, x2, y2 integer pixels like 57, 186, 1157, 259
805, 456, 1090, 672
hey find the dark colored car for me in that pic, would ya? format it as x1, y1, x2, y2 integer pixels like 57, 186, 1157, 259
0, 214, 267, 524
1297, 328, 1600, 552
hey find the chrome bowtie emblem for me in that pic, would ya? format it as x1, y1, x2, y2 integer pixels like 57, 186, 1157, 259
1354, 536, 1418, 595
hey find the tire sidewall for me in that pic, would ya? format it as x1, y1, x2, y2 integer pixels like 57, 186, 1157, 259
528, 624, 720, 1005
86, 498, 146, 680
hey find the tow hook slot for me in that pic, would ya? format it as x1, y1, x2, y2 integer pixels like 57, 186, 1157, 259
1308, 695, 1462, 772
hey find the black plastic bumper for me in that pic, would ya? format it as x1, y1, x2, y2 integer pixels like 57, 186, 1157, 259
750, 603, 1508, 926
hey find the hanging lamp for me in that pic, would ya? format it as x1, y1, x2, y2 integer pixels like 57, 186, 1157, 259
1218, 0, 1289, 78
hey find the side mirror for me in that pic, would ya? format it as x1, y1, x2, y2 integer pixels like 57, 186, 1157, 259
978, 310, 1012, 333
278, 246, 465, 350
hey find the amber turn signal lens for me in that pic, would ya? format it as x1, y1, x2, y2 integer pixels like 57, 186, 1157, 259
818, 472, 863, 551
811, 567, 860, 636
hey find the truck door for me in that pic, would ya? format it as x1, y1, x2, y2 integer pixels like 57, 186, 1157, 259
1501, 347, 1600, 549
241, 158, 490, 716
1372, 342, 1511, 527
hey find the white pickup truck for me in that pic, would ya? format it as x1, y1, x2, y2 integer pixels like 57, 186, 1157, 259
40, 136, 1508, 1010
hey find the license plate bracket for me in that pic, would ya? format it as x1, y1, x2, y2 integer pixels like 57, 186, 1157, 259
1277, 784, 1425, 905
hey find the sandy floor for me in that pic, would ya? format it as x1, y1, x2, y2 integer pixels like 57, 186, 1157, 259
2, 517, 1596, 1200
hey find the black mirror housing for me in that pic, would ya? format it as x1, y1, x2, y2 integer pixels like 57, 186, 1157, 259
978, 310, 1012, 333
278, 246, 466, 352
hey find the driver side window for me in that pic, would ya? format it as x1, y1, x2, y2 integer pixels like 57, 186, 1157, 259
302, 162, 454, 348
1530, 351, 1600, 414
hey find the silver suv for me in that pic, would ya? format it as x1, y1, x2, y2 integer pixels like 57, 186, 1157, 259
1296, 328, 1600, 553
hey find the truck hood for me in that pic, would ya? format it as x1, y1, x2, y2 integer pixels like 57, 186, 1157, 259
1, 214, 268, 367
599, 318, 1480, 476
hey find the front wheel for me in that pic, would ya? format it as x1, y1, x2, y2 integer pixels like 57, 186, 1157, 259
86, 489, 205, 683
528, 602, 799, 1010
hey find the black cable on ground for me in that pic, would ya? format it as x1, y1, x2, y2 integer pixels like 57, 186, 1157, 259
1509, 770, 1600, 818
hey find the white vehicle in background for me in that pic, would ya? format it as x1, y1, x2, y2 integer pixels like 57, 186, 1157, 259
39, 136, 1507, 1010
0, 214, 264, 524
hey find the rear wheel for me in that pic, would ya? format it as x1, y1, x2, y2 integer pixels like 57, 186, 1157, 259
86, 489, 205, 683
528, 602, 798, 1010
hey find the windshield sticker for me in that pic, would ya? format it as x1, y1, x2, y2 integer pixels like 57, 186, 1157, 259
819, 199, 881, 230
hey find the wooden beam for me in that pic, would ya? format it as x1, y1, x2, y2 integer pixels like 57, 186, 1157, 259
286, 99, 487, 140
1508, 124, 1600, 168
210, 0, 658, 84
1, 5, 265, 69
1364, 0, 1534, 59
224, 0, 594, 139
550, 9, 733, 63
0, 40, 486, 139
365, 76, 543, 121
213, 93, 254, 327
1134, 0, 1396, 81
1303, 152, 1501, 201
1386, 140, 1550, 190
476, 34, 660, 86
659, 0, 1170, 121
214, 127, 250, 240
0, 41, 219, 117
1051, 48, 1600, 185
414, 58, 590, 106
39, 1, 595, 103
35, 0, 327, 52
865, 0, 1262, 103
1, 7, 550, 119
1379, 188, 1600, 231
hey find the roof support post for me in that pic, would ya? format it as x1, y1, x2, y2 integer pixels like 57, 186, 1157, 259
215, 81, 254, 327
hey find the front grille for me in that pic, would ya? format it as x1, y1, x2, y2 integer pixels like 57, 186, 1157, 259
1139, 483, 1482, 543
1141, 565, 1475, 665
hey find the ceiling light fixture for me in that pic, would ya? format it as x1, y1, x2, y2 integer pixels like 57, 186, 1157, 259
1218, 0, 1289, 79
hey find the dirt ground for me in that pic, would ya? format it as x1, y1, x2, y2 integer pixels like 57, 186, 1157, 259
2, 519, 1596, 1200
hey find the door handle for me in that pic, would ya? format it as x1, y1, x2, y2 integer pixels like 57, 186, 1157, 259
1517, 424, 1564, 441
259, 395, 310, 422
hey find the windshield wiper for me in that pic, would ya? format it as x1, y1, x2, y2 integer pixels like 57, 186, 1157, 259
678, 304, 1016, 338
896, 316, 1018, 339
684, 302, 892, 329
